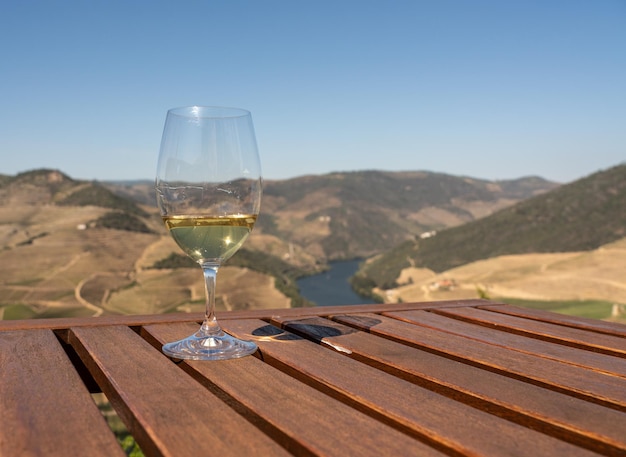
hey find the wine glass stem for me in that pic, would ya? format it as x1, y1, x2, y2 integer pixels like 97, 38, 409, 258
200, 263, 222, 336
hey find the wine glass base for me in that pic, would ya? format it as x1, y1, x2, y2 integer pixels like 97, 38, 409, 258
162, 331, 257, 361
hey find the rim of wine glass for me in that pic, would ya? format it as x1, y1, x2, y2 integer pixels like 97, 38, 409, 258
168, 105, 251, 119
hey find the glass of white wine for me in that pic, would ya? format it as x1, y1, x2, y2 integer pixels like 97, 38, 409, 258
155, 106, 262, 360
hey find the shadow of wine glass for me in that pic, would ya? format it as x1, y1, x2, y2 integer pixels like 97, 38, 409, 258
249, 315, 383, 348
250, 324, 303, 341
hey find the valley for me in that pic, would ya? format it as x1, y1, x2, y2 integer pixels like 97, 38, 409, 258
1, 166, 625, 323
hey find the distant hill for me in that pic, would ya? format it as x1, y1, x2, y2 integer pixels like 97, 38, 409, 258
0, 169, 77, 204
356, 164, 626, 290
102, 180, 155, 206
0, 169, 148, 217
241, 171, 558, 263
105, 170, 558, 266
0, 169, 155, 235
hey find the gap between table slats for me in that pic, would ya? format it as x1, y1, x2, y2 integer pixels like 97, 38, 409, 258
67, 325, 290, 457
432, 306, 626, 357
140, 321, 446, 457
0, 329, 124, 457
387, 309, 626, 377
479, 304, 626, 338
335, 311, 626, 412
269, 314, 626, 456
220, 317, 608, 457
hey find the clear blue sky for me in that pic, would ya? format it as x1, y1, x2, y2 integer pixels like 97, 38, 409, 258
1, 0, 624, 183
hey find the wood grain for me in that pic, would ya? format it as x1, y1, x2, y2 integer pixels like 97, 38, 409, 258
480, 303, 626, 337
432, 306, 626, 357
4, 300, 626, 457
0, 329, 124, 457
313, 314, 626, 456
391, 309, 626, 377
141, 322, 444, 457
68, 325, 288, 457
0, 299, 484, 332
222, 317, 602, 457
336, 312, 626, 411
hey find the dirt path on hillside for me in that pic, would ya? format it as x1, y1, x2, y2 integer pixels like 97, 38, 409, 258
134, 237, 168, 271
50, 251, 91, 277
75, 273, 105, 317
38, 251, 106, 317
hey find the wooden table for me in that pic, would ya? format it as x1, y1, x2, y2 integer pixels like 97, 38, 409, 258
2, 299, 626, 456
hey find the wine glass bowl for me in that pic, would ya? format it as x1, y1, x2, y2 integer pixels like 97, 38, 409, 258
155, 106, 262, 360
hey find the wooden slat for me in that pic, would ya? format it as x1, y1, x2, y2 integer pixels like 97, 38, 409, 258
274, 315, 626, 456
221, 318, 603, 457
431, 306, 626, 357
0, 312, 204, 332
0, 329, 124, 457
4, 301, 626, 457
334, 312, 626, 412
141, 322, 445, 457
0, 299, 486, 332
68, 325, 289, 457
389, 309, 626, 377
480, 303, 626, 337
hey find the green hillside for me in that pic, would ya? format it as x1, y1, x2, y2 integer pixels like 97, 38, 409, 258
57, 182, 149, 217
357, 164, 626, 290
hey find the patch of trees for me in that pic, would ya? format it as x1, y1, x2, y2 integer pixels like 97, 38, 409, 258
94, 212, 154, 233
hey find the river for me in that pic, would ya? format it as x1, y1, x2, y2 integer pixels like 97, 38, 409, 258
296, 259, 377, 307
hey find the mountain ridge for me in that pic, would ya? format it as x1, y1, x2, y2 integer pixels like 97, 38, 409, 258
217, 169, 558, 263
100, 169, 559, 272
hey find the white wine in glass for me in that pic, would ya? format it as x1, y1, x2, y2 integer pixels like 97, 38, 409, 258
155, 106, 262, 360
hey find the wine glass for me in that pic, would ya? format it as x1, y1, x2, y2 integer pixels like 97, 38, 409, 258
155, 106, 262, 360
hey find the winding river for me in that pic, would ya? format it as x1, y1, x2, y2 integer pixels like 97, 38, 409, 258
296, 259, 376, 307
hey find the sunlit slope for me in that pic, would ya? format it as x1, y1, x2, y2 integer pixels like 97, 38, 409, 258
0, 169, 290, 319
358, 164, 626, 291
383, 237, 626, 307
